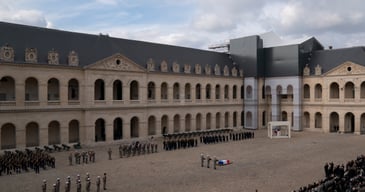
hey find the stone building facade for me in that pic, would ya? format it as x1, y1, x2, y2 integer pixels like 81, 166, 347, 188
1, 22, 365, 150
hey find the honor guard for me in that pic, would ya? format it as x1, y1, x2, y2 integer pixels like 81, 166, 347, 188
200, 153, 205, 167
42, 179, 47, 192
76, 180, 81, 192
96, 176, 101, 192
213, 156, 218, 170
207, 155, 212, 168
56, 178, 60, 192
52, 184, 57, 192
86, 177, 91, 192
65, 181, 70, 192
103, 173, 107, 190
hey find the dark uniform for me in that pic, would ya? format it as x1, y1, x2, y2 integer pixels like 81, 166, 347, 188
103, 173, 107, 190
201, 153, 205, 167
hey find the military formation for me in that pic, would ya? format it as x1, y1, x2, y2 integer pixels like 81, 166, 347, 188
0, 148, 55, 176
200, 153, 219, 170
42, 172, 107, 192
69, 150, 96, 165
294, 155, 365, 191
111, 140, 158, 159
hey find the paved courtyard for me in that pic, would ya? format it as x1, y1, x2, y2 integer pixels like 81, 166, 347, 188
1, 129, 365, 192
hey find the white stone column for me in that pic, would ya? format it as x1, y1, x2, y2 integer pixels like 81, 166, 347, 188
15, 81, 24, 106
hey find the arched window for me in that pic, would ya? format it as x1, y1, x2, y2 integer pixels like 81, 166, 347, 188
48, 121, 61, 145
68, 79, 79, 100
281, 111, 288, 121
147, 82, 155, 100
0, 76, 15, 101
361, 82, 365, 99
315, 84, 322, 99
240, 85, 244, 99
246, 112, 252, 127
173, 83, 180, 100
130, 117, 139, 138
173, 114, 180, 133
344, 82, 355, 99
215, 85, 221, 99
344, 112, 355, 133
330, 82, 339, 99
94, 79, 105, 100
26, 122, 39, 147
1, 123, 16, 149
206, 84, 211, 99
224, 112, 229, 128
113, 80, 123, 100
315, 112, 322, 128
303, 84, 310, 99
25, 77, 38, 101
185, 83, 191, 100
48, 78, 60, 101
113, 118, 123, 140
224, 85, 229, 99
69, 120, 80, 143
233, 111, 237, 127
185, 114, 191, 132
148, 116, 156, 135
233, 85, 237, 99
196, 84, 201, 100
216, 112, 221, 128
161, 83, 168, 100
246, 86, 252, 99
205, 113, 211, 130
130, 81, 139, 100
303, 112, 310, 128
161, 115, 168, 135
196, 113, 202, 130
95, 118, 106, 142
329, 112, 339, 132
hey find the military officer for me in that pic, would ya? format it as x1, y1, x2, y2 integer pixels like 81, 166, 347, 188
42, 179, 47, 192
96, 176, 101, 192
201, 153, 205, 167
207, 155, 212, 168
103, 173, 107, 190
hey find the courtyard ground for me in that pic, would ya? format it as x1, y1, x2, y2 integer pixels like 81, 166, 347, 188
1, 129, 365, 192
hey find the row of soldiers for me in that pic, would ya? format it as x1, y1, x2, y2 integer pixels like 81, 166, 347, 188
69, 150, 96, 165
0, 148, 55, 176
112, 141, 158, 159
163, 137, 198, 150
294, 155, 365, 192
42, 172, 107, 192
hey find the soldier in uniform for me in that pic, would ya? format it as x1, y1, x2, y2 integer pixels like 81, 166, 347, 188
65, 181, 70, 192
201, 153, 205, 167
108, 148, 112, 160
76, 179, 82, 192
86, 177, 91, 192
207, 155, 212, 168
52, 184, 57, 192
56, 178, 60, 192
103, 173, 107, 190
42, 179, 47, 192
213, 156, 218, 170
96, 176, 101, 192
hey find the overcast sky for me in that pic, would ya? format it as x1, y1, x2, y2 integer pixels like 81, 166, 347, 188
1, 0, 365, 50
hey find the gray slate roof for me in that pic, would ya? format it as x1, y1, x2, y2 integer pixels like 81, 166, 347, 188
0, 22, 235, 73
309, 47, 365, 74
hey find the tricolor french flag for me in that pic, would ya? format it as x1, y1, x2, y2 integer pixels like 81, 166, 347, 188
218, 160, 231, 165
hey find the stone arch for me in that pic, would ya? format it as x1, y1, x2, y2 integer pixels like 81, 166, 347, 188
195, 113, 202, 130
206, 84, 211, 99
173, 114, 180, 133
148, 116, 156, 135
0, 76, 15, 101
68, 78, 79, 100
315, 84, 322, 99
161, 82, 168, 100
276, 85, 282, 95
94, 79, 105, 100
113, 80, 123, 100
246, 85, 252, 99
25, 77, 38, 101
241, 111, 245, 126
48, 121, 61, 145
344, 81, 355, 99
185, 83, 191, 99
113, 117, 123, 140
216, 112, 221, 128
26, 122, 39, 147
287, 85, 293, 95
344, 112, 355, 133
48, 78, 60, 101
246, 111, 252, 127
185, 114, 191, 132
147, 81, 155, 100
68, 119, 80, 143
173, 83, 180, 99
196, 84, 201, 99
330, 82, 339, 99
329, 112, 339, 133
303, 84, 310, 99
95, 118, 106, 142
1, 123, 16, 149
130, 80, 139, 100
265, 86, 272, 96
303, 112, 310, 128
224, 112, 229, 128
360, 113, 365, 134
361, 82, 365, 99
224, 85, 229, 99
315, 112, 322, 128
281, 111, 288, 121
233, 111, 237, 127
161, 115, 168, 135
205, 113, 210, 130
215, 84, 221, 99
240, 85, 244, 99
233, 85, 237, 99
130, 116, 139, 138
